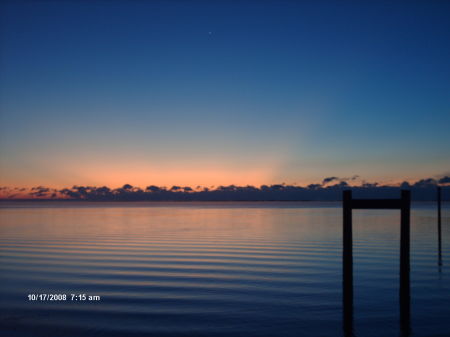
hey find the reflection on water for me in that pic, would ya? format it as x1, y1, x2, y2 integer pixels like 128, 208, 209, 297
0, 201, 449, 337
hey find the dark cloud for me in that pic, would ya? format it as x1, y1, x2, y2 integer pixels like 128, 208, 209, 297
146, 185, 164, 192
412, 178, 437, 188
30, 186, 52, 197
31, 186, 50, 192
322, 177, 338, 185
438, 176, 450, 184
323, 175, 359, 186
400, 181, 410, 189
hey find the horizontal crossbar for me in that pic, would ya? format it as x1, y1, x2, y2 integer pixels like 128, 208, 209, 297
350, 199, 403, 209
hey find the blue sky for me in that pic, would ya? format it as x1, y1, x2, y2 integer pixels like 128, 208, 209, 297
1, 0, 449, 188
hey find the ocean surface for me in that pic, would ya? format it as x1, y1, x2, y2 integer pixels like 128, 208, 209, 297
0, 201, 449, 337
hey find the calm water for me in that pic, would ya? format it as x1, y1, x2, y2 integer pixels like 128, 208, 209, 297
0, 201, 449, 337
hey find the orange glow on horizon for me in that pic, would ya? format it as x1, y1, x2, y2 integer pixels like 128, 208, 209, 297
0, 166, 281, 190
1, 154, 446, 198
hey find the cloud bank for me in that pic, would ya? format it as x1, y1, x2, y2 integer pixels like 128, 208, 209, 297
0, 176, 449, 201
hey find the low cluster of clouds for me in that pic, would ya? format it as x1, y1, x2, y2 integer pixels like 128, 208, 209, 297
321, 175, 359, 186
1, 175, 448, 201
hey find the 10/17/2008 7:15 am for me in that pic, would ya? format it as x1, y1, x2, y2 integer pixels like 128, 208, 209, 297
27, 294, 101, 301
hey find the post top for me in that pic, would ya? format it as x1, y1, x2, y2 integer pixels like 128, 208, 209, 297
343, 189, 410, 209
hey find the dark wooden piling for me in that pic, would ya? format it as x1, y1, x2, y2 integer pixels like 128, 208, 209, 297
438, 186, 442, 267
342, 190, 353, 334
400, 190, 411, 335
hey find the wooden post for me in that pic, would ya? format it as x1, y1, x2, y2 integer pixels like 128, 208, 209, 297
438, 186, 442, 267
400, 190, 411, 335
342, 190, 353, 334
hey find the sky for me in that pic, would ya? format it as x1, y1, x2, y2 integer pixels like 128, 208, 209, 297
1, 0, 449, 189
